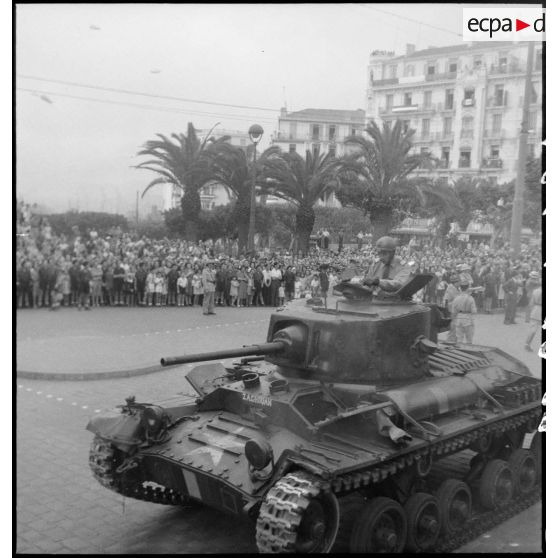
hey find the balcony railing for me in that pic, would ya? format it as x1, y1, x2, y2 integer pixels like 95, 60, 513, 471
372, 78, 399, 86
489, 63, 525, 75
425, 71, 457, 82
486, 95, 507, 108
462, 98, 475, 107
458, 158, 471, 168
481, 157, 503, 169
391, 104, 419, 113
460, 129, 474, 139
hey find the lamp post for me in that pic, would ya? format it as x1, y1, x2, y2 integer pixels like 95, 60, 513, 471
247, 124, 264, 254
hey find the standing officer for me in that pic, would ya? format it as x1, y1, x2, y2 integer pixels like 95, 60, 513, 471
362, 236, 411, 292
201, 261, 216, 315
451, 280, 477, 343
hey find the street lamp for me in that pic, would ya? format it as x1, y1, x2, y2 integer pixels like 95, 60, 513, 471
247, 124, 264, 254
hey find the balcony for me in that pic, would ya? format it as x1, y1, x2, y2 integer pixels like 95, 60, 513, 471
489, 62, 525, 75
481, 157, 503, 169
462, 98, 475, 108
460, 129, 474, 139
372, 78, 399, 86
391, 104, 419, 113
458, 158, 471, 169
425, 71, 457, 82
486, 95, 507, 108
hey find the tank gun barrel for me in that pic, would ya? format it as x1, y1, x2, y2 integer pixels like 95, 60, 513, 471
160, 341, 286, 367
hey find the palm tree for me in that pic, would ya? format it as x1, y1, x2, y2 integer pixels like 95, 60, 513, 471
336, 119, 458, 241
193, 142, 280, 253
259, 150, 340, 254
135, 122, 228, 241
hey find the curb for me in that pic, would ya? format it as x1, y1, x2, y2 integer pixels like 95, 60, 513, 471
16, 363, 182, 382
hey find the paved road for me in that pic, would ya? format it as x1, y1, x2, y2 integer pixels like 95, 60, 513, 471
15, 304, 544, 553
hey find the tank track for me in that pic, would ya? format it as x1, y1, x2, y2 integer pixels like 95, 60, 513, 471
256, 470, 327, 553
256, 407, 542, 553
88, 436, 187, 506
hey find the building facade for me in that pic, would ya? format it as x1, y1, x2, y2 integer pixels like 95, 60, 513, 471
271, 108, 366, 206
366, 41, 543, 184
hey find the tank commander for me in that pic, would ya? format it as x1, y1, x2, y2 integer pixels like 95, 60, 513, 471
451, 279, 477, 343
362, 236, 412, 292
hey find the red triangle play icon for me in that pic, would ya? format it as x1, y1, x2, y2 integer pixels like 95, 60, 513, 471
516, 19, 530, 31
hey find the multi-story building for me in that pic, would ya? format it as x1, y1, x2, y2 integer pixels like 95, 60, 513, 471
270, 108, 366, 206
366, 41, 543, 184
164, 128, 252, 210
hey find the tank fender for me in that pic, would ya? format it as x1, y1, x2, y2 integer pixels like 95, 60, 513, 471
86, 409, 143, 452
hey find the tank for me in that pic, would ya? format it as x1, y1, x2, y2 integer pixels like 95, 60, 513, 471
87, 274, 542, 553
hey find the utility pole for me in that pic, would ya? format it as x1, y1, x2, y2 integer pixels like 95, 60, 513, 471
510, 41, 535, 257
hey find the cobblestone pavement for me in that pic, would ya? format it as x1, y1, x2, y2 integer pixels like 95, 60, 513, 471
15, 304, 544, 553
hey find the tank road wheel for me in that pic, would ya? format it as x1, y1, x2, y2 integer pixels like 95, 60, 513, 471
435, 479, 472, 536
256, 471, 339, 553
478, 459, 513, 509
404, 492, 441, 552
350, 497, 407, 553
508, 449, 537, 496
331, 494, 367, 553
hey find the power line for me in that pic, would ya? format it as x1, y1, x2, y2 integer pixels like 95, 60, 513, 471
17, 74, 279, 113
358, 4, 462, 38
17, 88, 278, 124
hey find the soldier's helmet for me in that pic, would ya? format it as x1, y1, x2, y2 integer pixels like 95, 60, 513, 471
375, 236, 397, 252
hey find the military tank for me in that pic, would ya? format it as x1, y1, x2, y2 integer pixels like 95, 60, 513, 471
87, 274, 542, 553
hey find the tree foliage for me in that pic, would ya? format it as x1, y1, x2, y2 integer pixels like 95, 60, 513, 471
45, 211, 128, 237
259, 150, 340, 253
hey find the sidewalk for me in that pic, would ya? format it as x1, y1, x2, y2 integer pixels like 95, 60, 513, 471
15, 305, 543, 381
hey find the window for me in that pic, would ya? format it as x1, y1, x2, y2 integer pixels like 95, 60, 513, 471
329, 126, 337, 140
404, 92, 413, 106
312, 143, 320, 158
404, 64, 415, 77
473, 55, 483, 68
386, 94, 393, 109
402, 120, 411, 133
498, 55, 508, 69
461, 116, 474, 138
328, 144, 336, 156
459, 150, 471, 168
421, 119, 430, 138
490, 145, 500, 158
528, 111, 537, 131
464, 88, 475, 100
351, 127, 357, 136
389, 65, 397, 78
448, 59, 458, 73
492, 114, 502, 134
423, 91, 432, 108
289, 144, 296, 153
419, 147, 430, 168
311, 125, 321, 141
289, 121, 297, 139
427, 61, 436, 75
443, 117, 452, 136
441, 147, 450, 167
494, 85, 505, 106
445, 89, 454, 109
369, 70, 374, 84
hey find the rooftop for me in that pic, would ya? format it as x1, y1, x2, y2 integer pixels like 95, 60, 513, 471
390, 41, 526, 61
280, 108, 366, 123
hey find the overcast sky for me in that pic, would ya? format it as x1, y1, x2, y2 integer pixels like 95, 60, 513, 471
15, 3, 520, 214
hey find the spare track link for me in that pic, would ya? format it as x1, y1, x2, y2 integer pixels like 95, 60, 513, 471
255, 470, 329, 553
88, 436, 186, 506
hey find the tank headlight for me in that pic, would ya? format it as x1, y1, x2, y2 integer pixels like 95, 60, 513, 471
245, 438, 273, 470
142, 406, 165, 435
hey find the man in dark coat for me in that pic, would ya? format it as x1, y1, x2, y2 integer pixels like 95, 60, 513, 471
135, 262, 147, 306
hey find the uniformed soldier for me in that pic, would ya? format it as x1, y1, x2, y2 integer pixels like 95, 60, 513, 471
362, 236, 411, 292
201, 261, 217, 315
444, 275, 461, 342
451, 280, 477, 343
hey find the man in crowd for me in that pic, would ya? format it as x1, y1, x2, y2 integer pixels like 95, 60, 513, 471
201, 260, 216, 316
503, 269, 520, 325
283, 265, 296, 302
451, 280, 477, 343
362, 236, 411, 292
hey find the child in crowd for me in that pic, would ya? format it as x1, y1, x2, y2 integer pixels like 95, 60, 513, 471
177, 270, 187, 307
230, 275, 240, 307
146, 269, 155, 306
124, 270, 135, 307
278, 281, 285, 306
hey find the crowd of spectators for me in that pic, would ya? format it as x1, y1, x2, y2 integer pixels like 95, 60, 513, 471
16, 199, 542, 322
